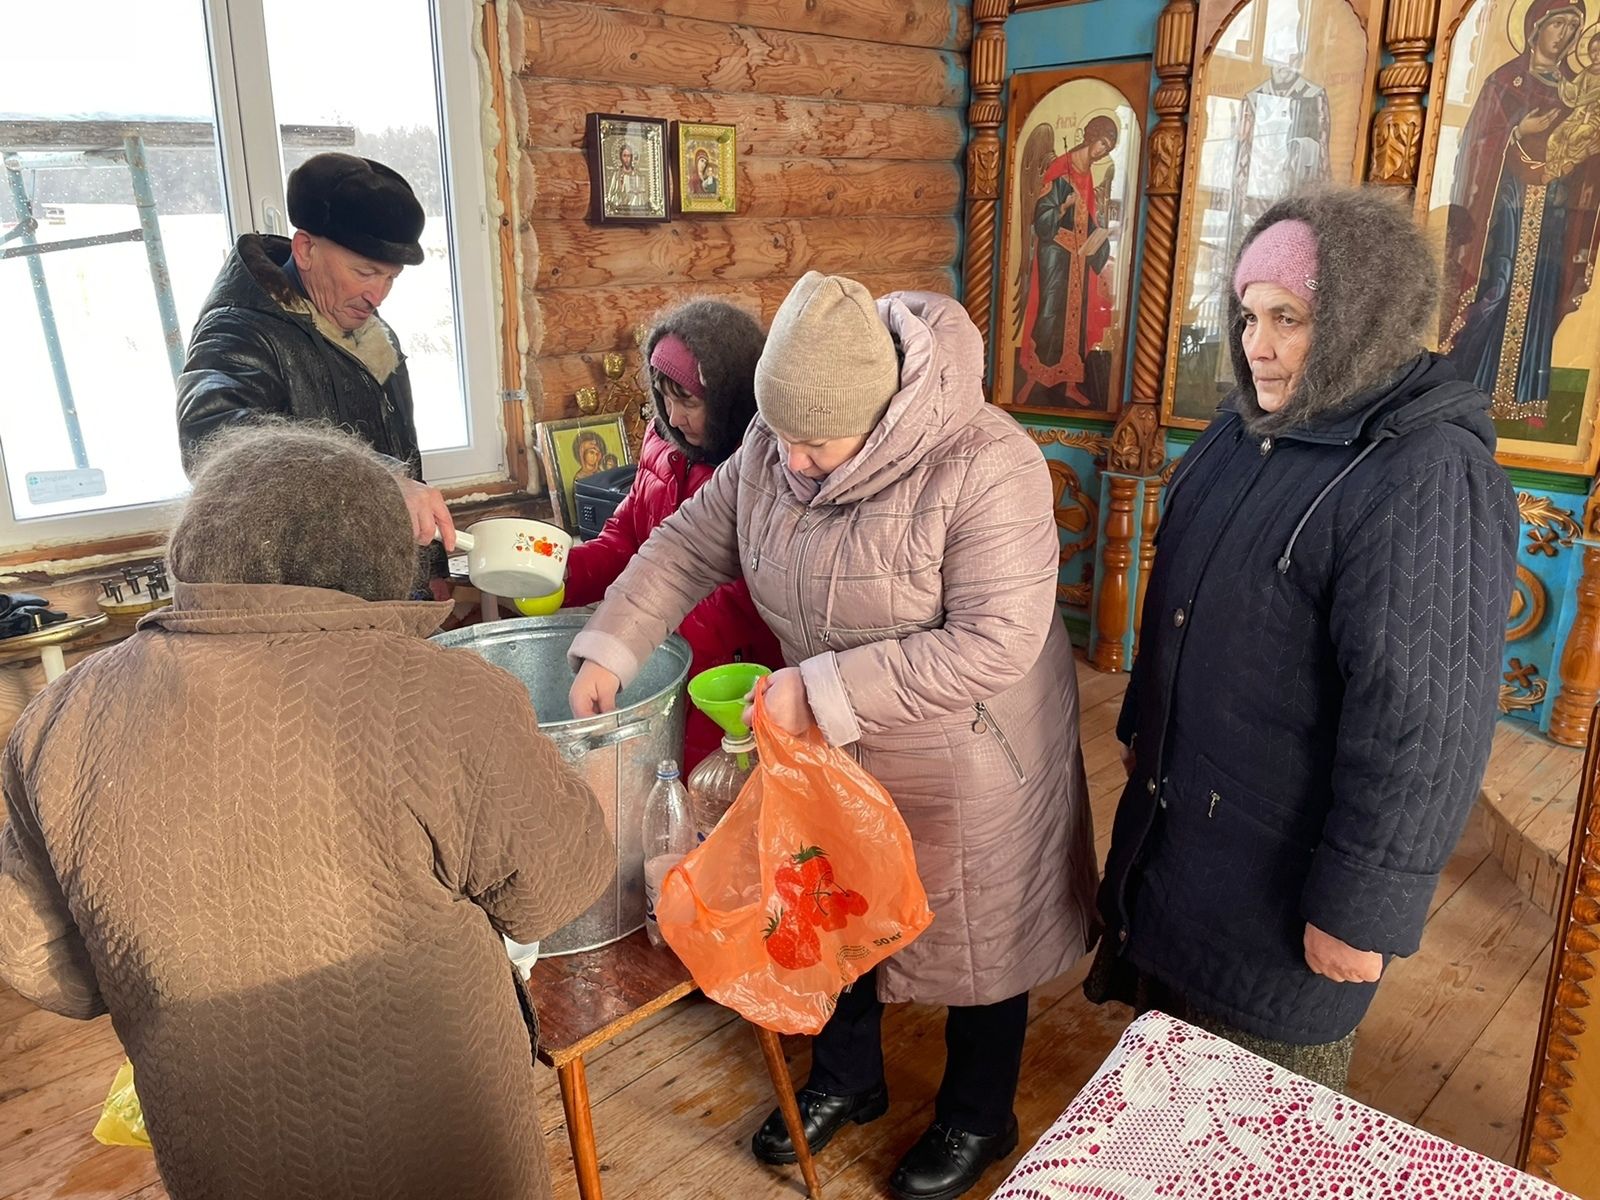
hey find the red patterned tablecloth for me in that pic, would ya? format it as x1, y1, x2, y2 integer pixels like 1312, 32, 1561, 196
990, 1011, 1571, 1200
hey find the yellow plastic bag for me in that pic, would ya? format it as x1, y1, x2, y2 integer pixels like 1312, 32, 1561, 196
93, 1059, 152, 1149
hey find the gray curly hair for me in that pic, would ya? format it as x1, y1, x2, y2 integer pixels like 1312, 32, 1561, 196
168, 422, 420, 601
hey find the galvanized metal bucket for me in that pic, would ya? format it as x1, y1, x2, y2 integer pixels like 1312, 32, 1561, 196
431, 613, 691, 955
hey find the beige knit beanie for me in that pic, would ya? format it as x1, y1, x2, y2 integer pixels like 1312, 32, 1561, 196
755, 272, 900, 439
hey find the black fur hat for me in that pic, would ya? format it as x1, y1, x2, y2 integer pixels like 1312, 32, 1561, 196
287, 153, 425, 266
645, 299, 766, 465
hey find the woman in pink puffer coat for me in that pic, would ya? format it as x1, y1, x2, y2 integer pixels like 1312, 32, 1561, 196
568, 272, 1098, 1200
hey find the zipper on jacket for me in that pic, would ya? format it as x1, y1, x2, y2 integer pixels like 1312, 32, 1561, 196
972, 702, 1026, 783
792, 514, 821, 658
1208, 790, 1219, 818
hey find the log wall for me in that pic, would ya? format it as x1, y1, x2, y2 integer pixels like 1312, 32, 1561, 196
513, 0, 970, 423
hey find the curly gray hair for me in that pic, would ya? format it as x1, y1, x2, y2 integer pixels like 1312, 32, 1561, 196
168, 422, 419, 601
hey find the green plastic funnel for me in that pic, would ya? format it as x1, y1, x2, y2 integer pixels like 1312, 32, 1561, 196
687, 663, 772, 739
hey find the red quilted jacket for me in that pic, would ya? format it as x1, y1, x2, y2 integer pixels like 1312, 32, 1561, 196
564, 427, 782, 769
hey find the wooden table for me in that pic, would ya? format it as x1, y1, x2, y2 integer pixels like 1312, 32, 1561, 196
527, 929, 822, 1199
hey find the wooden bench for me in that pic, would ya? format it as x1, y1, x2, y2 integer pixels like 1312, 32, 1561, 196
527, 929, 822, 1199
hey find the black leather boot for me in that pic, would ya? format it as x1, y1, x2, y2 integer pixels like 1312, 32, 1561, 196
749, 1083, 890, 1165
887, 1115, 1020, 1200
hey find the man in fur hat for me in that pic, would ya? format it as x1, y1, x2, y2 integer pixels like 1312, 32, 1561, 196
176, 153, 455, 560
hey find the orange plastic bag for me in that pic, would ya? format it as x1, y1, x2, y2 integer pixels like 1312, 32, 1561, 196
656, 686, 934, 1034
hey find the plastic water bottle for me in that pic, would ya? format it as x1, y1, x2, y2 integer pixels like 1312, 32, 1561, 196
642, 759, 695, 948
687, 734, 759, 842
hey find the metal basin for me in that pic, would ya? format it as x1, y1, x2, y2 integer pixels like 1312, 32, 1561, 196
431, 613, 690, 954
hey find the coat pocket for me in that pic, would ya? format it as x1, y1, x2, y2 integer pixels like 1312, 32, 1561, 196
1144, 752, 1319, 964
971, 702, 1026, 784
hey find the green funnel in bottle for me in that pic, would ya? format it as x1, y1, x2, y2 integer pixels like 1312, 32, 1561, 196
687, 663, 771, 739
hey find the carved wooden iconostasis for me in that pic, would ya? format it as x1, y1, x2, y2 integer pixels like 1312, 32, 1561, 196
971, 0, 1600, 756
1522, 699, 1600, 1195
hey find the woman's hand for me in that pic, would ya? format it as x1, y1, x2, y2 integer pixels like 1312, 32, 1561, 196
1119, 741, 1135, 779
741, 668, 816, 737
569, 660, 622, 718
1303, 922, 1383, 984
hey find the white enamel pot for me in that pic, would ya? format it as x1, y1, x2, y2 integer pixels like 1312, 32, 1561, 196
449, 518, 572, 598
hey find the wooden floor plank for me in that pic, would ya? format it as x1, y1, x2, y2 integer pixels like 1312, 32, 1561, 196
535, 993, 739, 1136
1480, 722, 1563, 800
0, 1045, 128, 1150
1, 1136, 162, 1200
1348, 857, 1555, 1125
1078, 712, 1127, 778
1073, 660, 1127, 712
1077, 691, 1124, 745
0, 1011, 124, 1100
1428, 805, 1493, 921
1512, 750, 1584, 833
543, 991, 976, 1199
1481, 739, 1568, 830
1418, 946, 1553, 1165
0, 984, 40, 1029
539, 1005, 827, 1199
1499, 749, 1585, 889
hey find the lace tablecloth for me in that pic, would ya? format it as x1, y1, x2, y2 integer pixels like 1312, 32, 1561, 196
990, 1011, 1571, 1200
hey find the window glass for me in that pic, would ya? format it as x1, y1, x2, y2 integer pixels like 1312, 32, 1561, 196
261, 0, 470, 452
0, 2, 226, 521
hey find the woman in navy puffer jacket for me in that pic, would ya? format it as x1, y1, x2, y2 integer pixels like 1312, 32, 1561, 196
563, 300, 781, 768
1087, 187, 1518, 1091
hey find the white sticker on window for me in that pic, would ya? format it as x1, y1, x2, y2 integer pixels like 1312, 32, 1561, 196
25, 468, 108, 505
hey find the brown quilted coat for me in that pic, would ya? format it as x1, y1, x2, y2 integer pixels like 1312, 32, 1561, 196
0, 582, 611, 1200
572, 290, 1099, 1007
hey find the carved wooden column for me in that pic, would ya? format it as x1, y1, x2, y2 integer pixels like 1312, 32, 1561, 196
1551, 487, 1600, 746
962, 0, 1012, 349
1367, 0, 1439, 187
1090, 0, 1197, 672
1132, 479, 1163, 659
1519, 713, 1600, 1178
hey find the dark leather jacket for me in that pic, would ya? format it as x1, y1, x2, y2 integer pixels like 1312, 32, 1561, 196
176, 234, 421, 479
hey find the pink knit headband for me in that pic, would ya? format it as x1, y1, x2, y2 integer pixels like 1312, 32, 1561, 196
1233, 219, 1320, 308
649, 333, 706, 400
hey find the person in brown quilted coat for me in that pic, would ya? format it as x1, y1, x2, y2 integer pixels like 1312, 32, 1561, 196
0, 423, 612, 1200
568, 273, 1099, 1200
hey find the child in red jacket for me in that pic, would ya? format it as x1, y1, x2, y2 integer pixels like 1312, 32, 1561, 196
563, 300, 781, 769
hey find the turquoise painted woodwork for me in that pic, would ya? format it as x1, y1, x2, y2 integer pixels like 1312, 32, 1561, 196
1006, 0, 1169, 71
1503, 473, 1588, 730
1018, 415, 1109, 648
